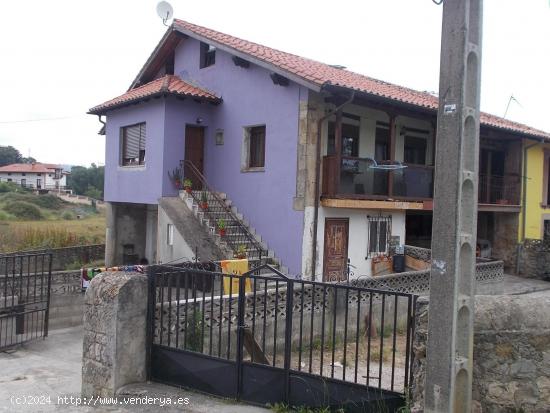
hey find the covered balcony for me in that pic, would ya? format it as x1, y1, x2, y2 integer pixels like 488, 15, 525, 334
319, 107, 522, 210
322, 155, 434, 201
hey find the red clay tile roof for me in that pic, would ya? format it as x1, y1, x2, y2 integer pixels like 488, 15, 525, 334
0, 163, 61, 174
173, 19, 550, 140
89, 75, 221, 115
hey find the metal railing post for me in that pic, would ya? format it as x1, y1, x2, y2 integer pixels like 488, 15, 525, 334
283, 279, 294, 403
43, 253, 53, 338
235, 275, 247, 400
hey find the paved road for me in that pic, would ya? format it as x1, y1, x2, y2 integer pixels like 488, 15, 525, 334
0, 327, 268, 412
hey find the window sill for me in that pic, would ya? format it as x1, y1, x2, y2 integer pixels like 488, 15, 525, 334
241, 167, 265, 173
118, 165, 146, 171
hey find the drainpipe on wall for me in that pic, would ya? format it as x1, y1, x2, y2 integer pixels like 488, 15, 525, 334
516, 138, 545, 274
311, 91, 355, 278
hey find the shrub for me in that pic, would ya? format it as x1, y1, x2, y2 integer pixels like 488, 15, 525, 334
62, 211, 76, 220
32, 194, 65, 209
0, 182, 19, 193
3, 201, 43, 220
0, 211, 12, 220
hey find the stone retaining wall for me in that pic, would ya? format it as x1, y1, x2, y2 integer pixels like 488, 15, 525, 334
411, 294, 550, 412
519, 239, 550, 281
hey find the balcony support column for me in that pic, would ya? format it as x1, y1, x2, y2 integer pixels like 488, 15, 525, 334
388, 113, 397, 196
334, 109, 343, 193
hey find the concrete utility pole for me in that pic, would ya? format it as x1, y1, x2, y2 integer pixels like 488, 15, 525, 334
425, 0, 483, 412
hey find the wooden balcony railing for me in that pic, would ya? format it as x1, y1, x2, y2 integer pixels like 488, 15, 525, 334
478, 174, 521, 205
322, 156, 521, 206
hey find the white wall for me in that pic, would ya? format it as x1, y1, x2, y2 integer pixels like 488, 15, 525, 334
157, 206, 196, 264
0, 171, 67, 189
314, 206, 406, 280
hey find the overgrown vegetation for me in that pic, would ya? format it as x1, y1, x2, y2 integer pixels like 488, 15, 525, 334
185, 310, 204, 352
0, 184, 105, 252
269, 403, 337, 413
3, 201, 43, 220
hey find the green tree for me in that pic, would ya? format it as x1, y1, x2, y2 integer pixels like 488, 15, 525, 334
0, 146, 22, 166
67, 164, 104, 199
84, 185, 102, 200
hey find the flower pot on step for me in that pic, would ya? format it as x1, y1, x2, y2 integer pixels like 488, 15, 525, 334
218, 228, 226, 237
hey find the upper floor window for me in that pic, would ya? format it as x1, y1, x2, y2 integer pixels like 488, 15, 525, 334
54, 169, 62, 179
404, 136, 427, 165
375, 124, 390, 161
242, 125, 266, 171
327, 122, 359, 157
543, 150, 550, 207
121, 123, 146, 166
200, 42, 216, 69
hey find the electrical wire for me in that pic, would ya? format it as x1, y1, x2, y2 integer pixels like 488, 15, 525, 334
0, 115, 82, 125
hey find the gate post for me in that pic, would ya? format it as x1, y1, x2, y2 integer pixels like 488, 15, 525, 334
145, 265, 157, 381
235, 275, 247, 400
283, 279, 294, 403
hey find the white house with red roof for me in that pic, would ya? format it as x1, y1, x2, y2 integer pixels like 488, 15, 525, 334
90, 18, 550, 278
0, 163, 68, 190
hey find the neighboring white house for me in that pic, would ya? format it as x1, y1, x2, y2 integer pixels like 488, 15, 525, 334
0, 163, 68, 190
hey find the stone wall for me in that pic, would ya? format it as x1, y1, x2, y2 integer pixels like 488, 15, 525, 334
519, 239, 550, 281
411, 294, 550, 412
82, 271, 148, 397
492, 213, 519, 271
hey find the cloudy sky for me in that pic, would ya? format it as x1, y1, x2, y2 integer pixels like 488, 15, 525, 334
0, 0, 548, 166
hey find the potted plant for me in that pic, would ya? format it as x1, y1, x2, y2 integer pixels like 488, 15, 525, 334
168, 167, 184, 189
183, 178, 193, 193
217, 219, 226, 237
235, 244, 247, 259
200, 192, 208, 210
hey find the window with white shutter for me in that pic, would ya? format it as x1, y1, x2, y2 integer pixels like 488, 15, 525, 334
121, 123, 146, 166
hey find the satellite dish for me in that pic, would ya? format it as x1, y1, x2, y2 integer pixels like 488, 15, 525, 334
156, 1, 174, 26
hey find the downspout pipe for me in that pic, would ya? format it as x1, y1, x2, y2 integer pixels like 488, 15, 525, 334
311, 91, 355, 279
516, 138, 545, 274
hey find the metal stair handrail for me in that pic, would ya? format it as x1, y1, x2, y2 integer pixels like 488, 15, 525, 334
181, 160, 266, 260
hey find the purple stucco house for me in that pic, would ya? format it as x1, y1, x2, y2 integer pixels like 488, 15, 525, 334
90, 19, 549, 279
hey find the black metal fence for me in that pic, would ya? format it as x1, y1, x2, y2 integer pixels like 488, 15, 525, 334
147, 264, 417, 410
0, 253, 52, 350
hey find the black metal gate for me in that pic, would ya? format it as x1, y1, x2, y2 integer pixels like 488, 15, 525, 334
0, 253, 53, 350
147, 264, 417, 412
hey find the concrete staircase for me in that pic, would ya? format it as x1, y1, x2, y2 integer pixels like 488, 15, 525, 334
179, 190, 288, 275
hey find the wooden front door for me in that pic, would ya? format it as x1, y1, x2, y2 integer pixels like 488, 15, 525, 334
184, 126, 205, 190
323, 218, 349, 282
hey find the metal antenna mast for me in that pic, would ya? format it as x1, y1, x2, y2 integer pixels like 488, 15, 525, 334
425, 0, 483, 412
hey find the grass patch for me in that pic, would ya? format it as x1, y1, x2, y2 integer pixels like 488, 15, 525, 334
0, 215, 105, 252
